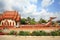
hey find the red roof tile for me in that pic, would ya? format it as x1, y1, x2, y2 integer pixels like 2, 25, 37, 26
0, 11, 21, 21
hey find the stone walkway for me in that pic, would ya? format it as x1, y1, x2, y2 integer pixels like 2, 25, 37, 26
0, 35, 60, 40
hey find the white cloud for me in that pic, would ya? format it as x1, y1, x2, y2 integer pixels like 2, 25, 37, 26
4, 0, 14, 10
41, 0, 54, 7
0, 0, 60, 21
3, 0, 37, 13
23, 4, 36, 13
32, 9, 60, 21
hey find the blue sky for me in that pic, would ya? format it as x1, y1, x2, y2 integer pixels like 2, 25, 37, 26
0, 0, 60, 21
37, 0, 60, 12
47, 0, 60, 12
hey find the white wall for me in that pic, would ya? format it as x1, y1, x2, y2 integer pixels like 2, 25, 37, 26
1, 19, 16, 26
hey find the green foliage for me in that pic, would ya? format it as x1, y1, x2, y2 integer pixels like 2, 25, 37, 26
20, 18, 26, 24
50, 30, 60, 36
31, 31, 40, 36
31, 31, 47, 36
30, 18, 36, 24
50, 31, 57, 36
9, 30, 60, 36
18, 31, 30, 36
20, 17, 47, 24
27, 17, 31, 21
9, 31, 16, 35
0, 30, 2, 33
29, 20, 36, 25
38, 18, 47, 24
55, 30, 60, 36
1, 30, 60, 36
27, 17, 36, 25
39, 31, 47, 36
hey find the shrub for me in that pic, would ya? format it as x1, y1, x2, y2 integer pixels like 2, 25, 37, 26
39, 31, 47, 36
31, 31, 47, 36
50, 31, 57, 36
1, 30, 59, 36
55, 30, 60, 36
0, 30, 2, 33
31, 31, 40, 36
18, 31, 30, 36
49, 30, 60, 36
9, 30, 17, 35
0, 30, 5, 35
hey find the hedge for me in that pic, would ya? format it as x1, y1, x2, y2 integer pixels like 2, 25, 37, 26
18, 31, 30, 36
9, 30, 17, 35
0, 30, 60, 36
31, 31, 47, 36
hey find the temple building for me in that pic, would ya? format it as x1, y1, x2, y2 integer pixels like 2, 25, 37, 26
0, 11, 60, 32
0, 11, 21, 28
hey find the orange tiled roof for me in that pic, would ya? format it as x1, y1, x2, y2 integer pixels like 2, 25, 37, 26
0, 11, 21, 21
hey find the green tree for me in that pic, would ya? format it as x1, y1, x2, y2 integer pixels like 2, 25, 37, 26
27, 17, 31, 21
20, 18, 26, 24
26, 17, 31, 24
26, 17, 36, 25
29, 18, 36, 25
38, 18, 47, 24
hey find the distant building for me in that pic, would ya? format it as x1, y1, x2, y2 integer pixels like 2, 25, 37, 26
0, 11, 21, 27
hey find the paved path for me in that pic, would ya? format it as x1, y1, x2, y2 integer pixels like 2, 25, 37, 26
0, 35, 60, 40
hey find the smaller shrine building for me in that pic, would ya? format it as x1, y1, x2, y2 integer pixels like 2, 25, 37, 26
0, 11, 21, 27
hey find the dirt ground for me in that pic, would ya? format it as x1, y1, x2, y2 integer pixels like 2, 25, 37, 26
0, 35, 60, 40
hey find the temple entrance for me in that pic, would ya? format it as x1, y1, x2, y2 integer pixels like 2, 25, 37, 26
5, 20, 9, 26
2, 20, 9, 28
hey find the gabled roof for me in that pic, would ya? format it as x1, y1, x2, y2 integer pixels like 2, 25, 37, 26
0, 11, 21, 22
